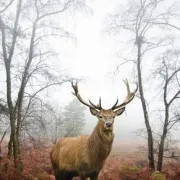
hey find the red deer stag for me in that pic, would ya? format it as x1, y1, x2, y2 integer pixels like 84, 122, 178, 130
50, 80, 138, 180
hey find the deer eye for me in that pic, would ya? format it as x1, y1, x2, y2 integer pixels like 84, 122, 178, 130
99, 115, 103, 118
113, 116, 115, 118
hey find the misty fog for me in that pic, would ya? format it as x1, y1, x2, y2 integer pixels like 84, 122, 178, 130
1, 0, 180, 178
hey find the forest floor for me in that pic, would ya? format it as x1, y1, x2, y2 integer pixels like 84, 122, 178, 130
0, 141, 180, 180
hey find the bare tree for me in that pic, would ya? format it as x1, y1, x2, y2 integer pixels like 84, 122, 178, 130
106, 0, 180, 170
153, 47, 180, 171
0, 100, 9, 160
0, 0, 15, 14
147, 0, 180, 32
106, 0, 164, 170
0, 101, 8, 115
0, 127, 9, 160
46, 105, 65, 144
52, 113, 63, 143
0, 0, 86, 171
19, 99, 58, 148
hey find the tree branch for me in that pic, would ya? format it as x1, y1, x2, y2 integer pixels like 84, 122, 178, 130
8, 0, 23, 63
37, 0, 73, 22
0, 0, 15, 14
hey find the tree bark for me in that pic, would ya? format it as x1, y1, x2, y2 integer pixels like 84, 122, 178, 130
136, 37, 155, 170
0, 130, 7, 160
157, 107, 169, 171
157, 137, 165, 171
8, 132, 13, 158
1, 0, 23, 171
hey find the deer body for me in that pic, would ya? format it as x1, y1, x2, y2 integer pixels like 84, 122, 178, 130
50, 120, 114, 179
50, 80, 138, 180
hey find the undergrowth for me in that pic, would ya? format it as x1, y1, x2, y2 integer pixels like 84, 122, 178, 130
0, 145, 180, 180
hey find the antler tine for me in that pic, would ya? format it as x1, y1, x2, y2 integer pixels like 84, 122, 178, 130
133, 81, 138, 95
123, 79, 138, 104
111, 79, 138, 110
89, 97, 102, 110
71, 81, 93, 108
99, 97, 102, 109
111, 97, 119, 110
71, 81, 78, 96
71, 81, 101, 110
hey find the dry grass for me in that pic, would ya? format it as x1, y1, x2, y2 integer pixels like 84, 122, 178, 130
0, 142, 180, 180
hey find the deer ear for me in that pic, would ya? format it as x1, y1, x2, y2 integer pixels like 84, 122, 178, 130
114, 107, 125, 116
90, 107, 99, 116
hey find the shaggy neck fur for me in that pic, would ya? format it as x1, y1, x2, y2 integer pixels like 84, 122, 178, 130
87, 120, 114, 170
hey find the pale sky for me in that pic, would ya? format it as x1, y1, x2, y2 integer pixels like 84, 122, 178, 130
47, 0, 145, 142
47, 0, 180, 143
1, 0, 179, 144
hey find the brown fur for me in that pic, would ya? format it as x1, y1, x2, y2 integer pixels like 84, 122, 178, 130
50, 81, 137, 180
50, 110, 118, 180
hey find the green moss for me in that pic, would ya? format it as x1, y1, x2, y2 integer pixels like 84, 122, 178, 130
121, 164, 142, 173
151, 171, 166, 180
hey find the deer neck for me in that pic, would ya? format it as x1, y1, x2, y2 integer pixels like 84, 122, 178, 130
87, 121, 114, 166
95, 121, 114, 141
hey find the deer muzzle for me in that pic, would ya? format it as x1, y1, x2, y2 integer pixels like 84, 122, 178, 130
104, 121, 112, 128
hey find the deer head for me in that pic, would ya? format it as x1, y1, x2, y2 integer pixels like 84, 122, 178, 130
71, 80, 138, 131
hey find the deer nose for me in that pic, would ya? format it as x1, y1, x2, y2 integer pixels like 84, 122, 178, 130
105, 121, 112, 127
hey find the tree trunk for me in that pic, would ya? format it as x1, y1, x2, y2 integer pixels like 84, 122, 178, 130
0, 133, 5, 160
8, 132, 13, 158
136, 38, 155, 170
14, 133, 23, 171
5, 66, 22, 170
2, 0, 23, 171
8, 112, 23, 171
0, 144, 2, 160
157, 136, 166, 171
16, 108, 23, 171
157, 109, 169, 171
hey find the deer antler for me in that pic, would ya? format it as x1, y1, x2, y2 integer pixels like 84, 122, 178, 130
89, 97, 102, 110
71, 81, 102, 110
111, 79, 138, 110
